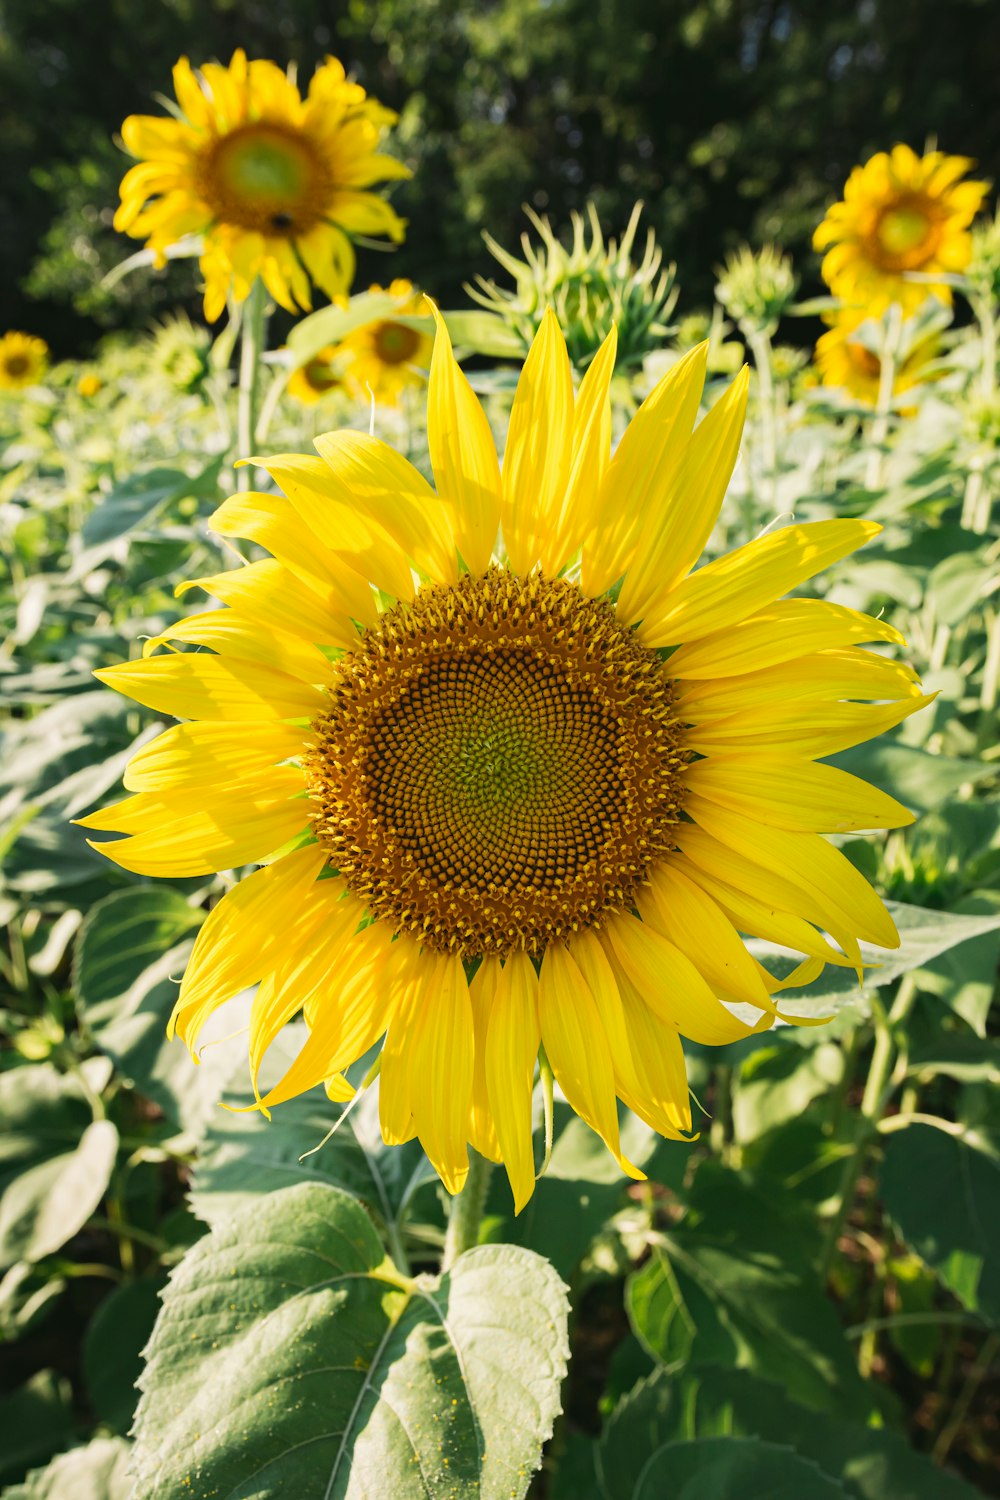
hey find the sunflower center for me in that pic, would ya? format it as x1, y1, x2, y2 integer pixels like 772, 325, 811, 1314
373, 321, 421, 365
203, 124, 329, 235
304, 569, 688, 958
847, 341, 882, 380
874, 199, 938, 269
4, 354, 29, 377
302, 356, 341, 393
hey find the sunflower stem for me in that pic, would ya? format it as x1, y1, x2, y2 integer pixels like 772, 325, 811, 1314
442, 1150, 493, 1271
747, 328, 778, 507
236, 278, 268, 489
864, 301, 903, 491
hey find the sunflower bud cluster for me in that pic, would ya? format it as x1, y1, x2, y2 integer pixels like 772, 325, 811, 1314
965, 212, 1000, 309
715, 244, 798, 337
468, 201, 678, 371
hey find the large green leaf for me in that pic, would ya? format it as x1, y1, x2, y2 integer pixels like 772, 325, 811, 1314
130, 1181, 570, 1499
82, 1275, 165, 1434
286, 291, 404, 362
1, 1437, 131, 1500
630, 1437, 849, 1499
74, 887, 204, 1025
830, 744, 993, 813
599, 1366, 981, 1500
0, 1371, 77, 1489
0, 1118, 118, 1267
190, 1075, 434, 1249
881, 1123, 1000, 1322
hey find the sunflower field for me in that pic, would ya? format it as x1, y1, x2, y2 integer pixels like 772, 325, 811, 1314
2, 18, 1000, 1500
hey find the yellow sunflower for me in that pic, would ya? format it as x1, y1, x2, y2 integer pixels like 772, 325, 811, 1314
813, 145, 988, 316
287, 345, 344, 405
115, 51, 409, 323
815, 314, 940, 407
0, 331, 49, 391
81, 311, 929, 1209
335, 279, 433, 406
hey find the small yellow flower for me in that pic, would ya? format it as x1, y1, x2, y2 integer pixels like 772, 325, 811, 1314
815, 314, 940, 407
0, 332, 49, 391
814, 145, 988, 315
77, 372, 103, 399
287, 345, 344, 405
83, 314, 927, 1208
115, 51, 409, 322
335, 280, 433, 407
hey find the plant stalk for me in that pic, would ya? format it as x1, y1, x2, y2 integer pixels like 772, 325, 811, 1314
442, 1151, 493, 1271
864, 302, 904, 491
236, 278, 268, 490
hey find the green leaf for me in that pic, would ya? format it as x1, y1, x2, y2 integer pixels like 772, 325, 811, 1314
0, 1118, 118, 1267
1, 1437, 131, 1500
830, 744, 994, 814
630, 1437, 849, 1499
190, 1073, 434, 1248
441, 310, 525, 357
0, 1371, 76, 1489
767, 901, 1000, 1019
881, 1123, 1000, 1322
287, 292, 402, 362
74, 887, 204, 1024
130, 1181, 570, 1499
82, 1275, 165, 1433
732, 1040, 843, 1144
599, 1366, 982, 1500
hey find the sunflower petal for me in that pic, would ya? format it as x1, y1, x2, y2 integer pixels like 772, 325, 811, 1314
501, 308, 574, 575
427, 306, 501, 574
468, 959, 502, 1163
407, 950, 473, 1193
682, 756, 915, 833
93, 654, 323, 722
486, 950, 541, 1214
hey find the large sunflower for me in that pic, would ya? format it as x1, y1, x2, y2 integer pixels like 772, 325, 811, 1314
815, 313, 940, 407
334, 279, 433, 407
115, 51, 409, 323
0, 331, 48, 391
814, 145, 988, 316
82, 312, 928, 1208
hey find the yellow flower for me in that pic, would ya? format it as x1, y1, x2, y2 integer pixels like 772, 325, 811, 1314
82, 313, 928, 1208
0, 331, 48, 390
335, 280, 433, 406
77, 373, 103, 399
815, 314, 940, 407
115, 51, 409, 323
287, 345, 344, 404
814, 145, 988, 315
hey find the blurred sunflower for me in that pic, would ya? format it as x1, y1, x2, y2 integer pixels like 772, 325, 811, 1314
335, 280, 432, 406
0, 332, 48, 391
814, 145, 988, 316
82, 312, 928, 1208
815, 314, 940, 407
287, 345, 344, 404
115, 51, 408, 322
77, 373, 103, 399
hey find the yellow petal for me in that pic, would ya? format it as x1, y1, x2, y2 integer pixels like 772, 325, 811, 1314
684, 694, 935, 758
408, 949, 474, 1193
603, 910, 767, 1045
426, 305, 502, 574
638, 863, 773, 1008
313, 429, 457, 586
170, 844, 326, 1050
486, 950, 541, 1214
538, 943, 644, 1180
142, 609, 336, 684
378, 938, 427, 1145
682, 756, 915, 833
501, 308, 573, 575
618, 366, 749, 627
178, 558, 358, 648
94, 654, 323, 722
667, 599, 906, 679
675, 647, 921, 720
599, 945, 693, 1135
582, 342, 708, 596
686, 792, 899, 950
639, 519, 882, 645
123, 720, 306, 792
540, 325, 618, 573
468, 959, 502, 1163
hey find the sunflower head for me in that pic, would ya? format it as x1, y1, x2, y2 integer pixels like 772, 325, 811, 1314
815, 309, 941, 408
76, 372, 103, 399
469, 202, 678, 372
715, 244, 798, 337
813, 145, 989, 316
0, 331, 49, 391
115, 51, 409, 322
83, 310, 928, 1208
287, 344, 345, 405
332, 279, 433, 407
148, 312, 212, 393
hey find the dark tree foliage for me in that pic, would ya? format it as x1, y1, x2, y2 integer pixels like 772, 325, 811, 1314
1, 0, 998, 354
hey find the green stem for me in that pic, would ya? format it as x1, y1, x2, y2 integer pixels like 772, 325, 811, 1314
236, 279, 268, 490
864, 302, 904, 491
441, 1151, 493, 1272
819, 976, 919, 1279
932, 1331, 1000, 1466
747, 328, 778, 505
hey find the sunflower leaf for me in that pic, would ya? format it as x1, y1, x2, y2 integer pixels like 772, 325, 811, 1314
130, 1181, 570, 1500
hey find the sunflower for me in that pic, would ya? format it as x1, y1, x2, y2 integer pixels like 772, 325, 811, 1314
81, 311, 929, 1209
815, 314, 940, 407
814, 145, 988, 316
0, 331, 49, 391
287, 345, 344, 404
335, 280, 433, 406
115, 51, 409, 323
